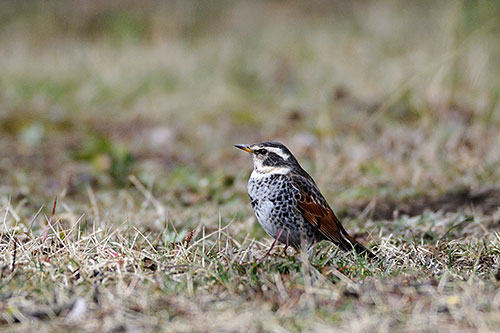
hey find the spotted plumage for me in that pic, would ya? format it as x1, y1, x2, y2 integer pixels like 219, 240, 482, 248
235, 141, 374, 257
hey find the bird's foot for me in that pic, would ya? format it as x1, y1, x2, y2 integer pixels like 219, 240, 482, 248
261, 227, 285, 259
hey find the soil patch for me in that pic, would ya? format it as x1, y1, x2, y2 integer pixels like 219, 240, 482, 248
347, 187, 500, 220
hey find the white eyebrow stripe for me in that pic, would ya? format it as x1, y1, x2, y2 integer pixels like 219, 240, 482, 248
266, 147, 289, 160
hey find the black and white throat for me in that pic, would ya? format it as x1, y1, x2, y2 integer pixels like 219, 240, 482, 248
251, 155, 291, 178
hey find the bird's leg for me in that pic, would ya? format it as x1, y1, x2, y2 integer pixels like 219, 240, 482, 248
281, 230, 290, 256
262, 227, 285, 259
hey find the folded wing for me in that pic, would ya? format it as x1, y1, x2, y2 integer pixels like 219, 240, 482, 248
292, 174, 375, 258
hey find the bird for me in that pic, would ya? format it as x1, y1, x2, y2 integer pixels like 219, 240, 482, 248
235, 141, 375, 258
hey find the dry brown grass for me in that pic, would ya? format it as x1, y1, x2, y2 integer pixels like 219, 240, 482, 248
1, 1, 500, 331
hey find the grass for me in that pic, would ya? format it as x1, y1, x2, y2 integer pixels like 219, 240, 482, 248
1, 0, 500, 331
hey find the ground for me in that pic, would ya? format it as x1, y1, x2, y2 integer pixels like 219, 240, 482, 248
0, 1, 500, 332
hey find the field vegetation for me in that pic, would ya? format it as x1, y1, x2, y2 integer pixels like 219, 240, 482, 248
0, 1, 499, 331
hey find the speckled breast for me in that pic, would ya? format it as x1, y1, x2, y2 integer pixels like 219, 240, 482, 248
247, 172, 317, 247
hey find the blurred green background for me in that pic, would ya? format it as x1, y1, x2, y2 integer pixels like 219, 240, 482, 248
1, 3, 500, 330
1, 0, 499, 208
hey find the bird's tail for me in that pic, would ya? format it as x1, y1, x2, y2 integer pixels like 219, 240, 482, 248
337, 233, 376, 259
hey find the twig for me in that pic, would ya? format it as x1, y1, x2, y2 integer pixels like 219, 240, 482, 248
11, 239, 17, 271
41, 197, 57, 243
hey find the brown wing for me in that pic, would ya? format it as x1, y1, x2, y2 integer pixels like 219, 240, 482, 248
292, 174, 374, 257
292, 175, 346, 244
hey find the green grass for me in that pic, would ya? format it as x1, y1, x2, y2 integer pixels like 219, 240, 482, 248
1, 0, 500, 331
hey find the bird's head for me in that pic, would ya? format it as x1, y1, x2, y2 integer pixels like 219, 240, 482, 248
235, 141, 299, 174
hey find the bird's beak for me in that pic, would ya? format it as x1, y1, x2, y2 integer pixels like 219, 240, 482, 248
234, 144, 254, 154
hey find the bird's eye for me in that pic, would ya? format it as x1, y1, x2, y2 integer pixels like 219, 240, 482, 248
255, 149, 267, 155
